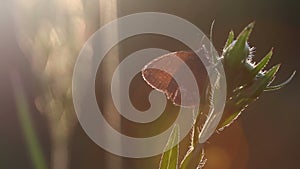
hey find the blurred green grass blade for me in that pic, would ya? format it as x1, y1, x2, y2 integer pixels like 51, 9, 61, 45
11, 73, 48, 169
159, 125, 179, 169
265, 71, 296, 91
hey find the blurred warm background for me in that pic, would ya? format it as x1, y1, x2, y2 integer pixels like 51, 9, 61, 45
0, 0, 299, 169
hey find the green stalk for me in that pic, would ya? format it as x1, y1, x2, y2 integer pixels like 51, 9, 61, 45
11, 73, 48, 169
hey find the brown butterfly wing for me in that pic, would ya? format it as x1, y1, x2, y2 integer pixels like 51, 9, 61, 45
142, 51, 209, 107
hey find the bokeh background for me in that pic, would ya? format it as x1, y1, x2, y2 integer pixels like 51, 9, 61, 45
0, 0, 299, 169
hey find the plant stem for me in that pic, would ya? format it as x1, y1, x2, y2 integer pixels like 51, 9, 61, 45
50, 118, 71, 169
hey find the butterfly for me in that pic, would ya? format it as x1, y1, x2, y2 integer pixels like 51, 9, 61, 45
141, 46, 224, 144
141, 47, 213, 107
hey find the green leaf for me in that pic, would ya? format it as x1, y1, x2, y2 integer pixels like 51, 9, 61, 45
237, 48, 273, 86
159, 125, 180, 169
180, 148, 194, 169
180, 144, 205, 169
218, 109, 243, 131
222, 23, 254, 92
247, 64, 281, 96
251, 48, 273, 77
223, 22, 254, 69
237, 64, 281, 100
235, 22, 254, 48
265, 71, 296, 91
224, 30, 234, 49
218, 64, 281, 130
